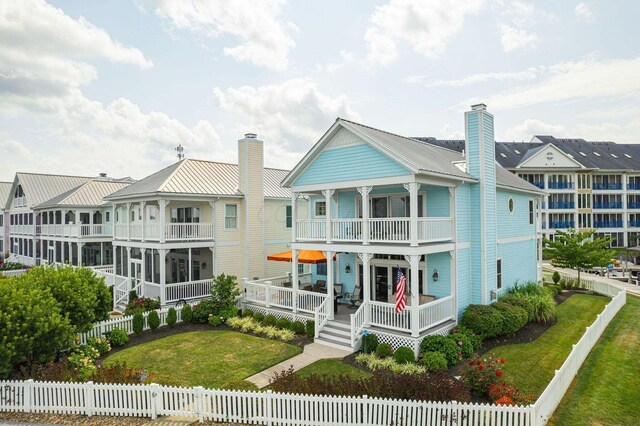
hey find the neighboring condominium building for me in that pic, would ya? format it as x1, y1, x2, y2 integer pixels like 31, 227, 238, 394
420, 136, 640, 248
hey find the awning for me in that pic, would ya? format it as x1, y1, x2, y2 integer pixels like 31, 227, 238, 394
266, 250, 335, 264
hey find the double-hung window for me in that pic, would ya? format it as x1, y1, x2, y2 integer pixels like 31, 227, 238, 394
285, 205, 292, 228
496, 259, 503, 290
315, 201, 326, 217
225, 204, 238, 229
529, 200, 534, 225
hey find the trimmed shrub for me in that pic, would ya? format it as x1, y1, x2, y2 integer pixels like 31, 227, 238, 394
450, 325, 483, 351
128, 290, 138, 301
451, 333, 474, 358
208, 315, 224, 327
262, 314, 277, 327
361, 333, 379, 354
291, 321, 305, 335
87, 337, 111, 355
393, 346, 415, 364
375, 343, 393, 359
253, 312, 265, 323
459, 304, 504, 338
132, 313, 144, 334
499, 293, 535, 323
147, 311, 160, 331
108, 328, 129, 347
420, 335, 461, 366
530, 293, 557, 323
276, 318, 292, 330
191, 300, 215, 324
305, 320, 315, 338
492, 302, 528, 335
544, 284, 562, 297
180, 304, 192, 323
242, 309, 254, 318
421, 351, 449, 372
166, 308, 177, 327
552, 271, 561, 285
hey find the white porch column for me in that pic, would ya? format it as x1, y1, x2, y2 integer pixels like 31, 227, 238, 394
324, 250, 335, 320
158, 249, 167, 305
210, 246, 216, 277
77, 242, 84, 267
140, 201, 146, 242
358, 252, 372, 325
67, 241, 72, 265
113, 246, 118, 287
60, 241, 66, 264
188, 248, 192, 282
406, 254, 420, 337
159, 200, 169, 243
323, 189, 334, 244
358, 186, 372, 245
291, 192, 297, 242
125, 247, 131, 281
100, 242, 104, 266
140, 248, 147, 295
292, 249, 299, 313
126, 203, 131, 241
404, 183, 420, 247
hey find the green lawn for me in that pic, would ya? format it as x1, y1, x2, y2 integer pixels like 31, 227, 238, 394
295, 359, 372, 380
550, 295, 640, 426
491, 293, 609, 396
103, 330, 302, 389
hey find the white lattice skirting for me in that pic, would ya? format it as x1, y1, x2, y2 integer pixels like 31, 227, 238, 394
241, 303, 312, 324
368, 323, 457, 357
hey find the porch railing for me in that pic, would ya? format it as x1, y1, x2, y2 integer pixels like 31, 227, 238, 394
295, 219, 326, 240
369, 301, 411, 332
297, 290, 326, 314
9, 224, 34, 235
39, 223, 113, 238
417, 217, 453, 242
332, 218, 363, 241
165, 279, 213, 304
369, 218, 410, 243
112, 223, 215, 241
350, 301, 368, 348
418, 295, 455, 332
314, 297, 330, 338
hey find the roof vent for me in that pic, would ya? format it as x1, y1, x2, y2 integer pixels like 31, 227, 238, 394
99, 173, 107, 178
244, 133, 257, 139
471, 103, 487, 111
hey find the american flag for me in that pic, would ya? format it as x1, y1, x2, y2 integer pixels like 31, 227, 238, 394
395, 267, 406, 313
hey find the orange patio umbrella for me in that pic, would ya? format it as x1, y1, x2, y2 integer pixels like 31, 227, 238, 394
267, 250, 335, 264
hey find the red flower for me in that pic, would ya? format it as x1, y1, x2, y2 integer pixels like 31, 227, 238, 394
469, 362, 475, 366
496, 371, 503, 377
476, 360, 482, 365
501, 358, 506, 364
478, 366, 484, 371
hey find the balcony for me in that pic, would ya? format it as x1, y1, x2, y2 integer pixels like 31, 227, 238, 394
548, 202, 575, 209
531, 181, 545, 189
13, 196, 26, 208
629, 202, 640, 209
593, 202, 623, 209
548, 182, 574, 189
9, 224, 34, 235
114, 222, 215, 242
593, 183, 622, 190
296, 217, 453, 244
549, 221, 575, 229
594, 221, 623, 228
39, 224, 113, 238
629, 221, 640, 228
629, 184, 640, 190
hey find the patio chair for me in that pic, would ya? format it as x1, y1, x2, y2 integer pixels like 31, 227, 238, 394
303, 285, 313, 292
282, 281, 292, 288
344, 285, 361, 309
312, 280, 325, 292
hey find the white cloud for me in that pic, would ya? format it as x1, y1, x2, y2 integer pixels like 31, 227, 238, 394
499, 24, 539, 52
212, 79, 360, 163
501, 119, 566, 141
364, 0, 482, 66
315, 50, 354, 74
575, 3, 594, 23
460, 55, 640, 110
405, 67, 541, 88
153, 0, 295, 70
0, 0, 232, 181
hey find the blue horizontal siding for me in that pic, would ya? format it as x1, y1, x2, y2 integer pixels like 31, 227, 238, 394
294, 144, 410, 186
497, 239, 538, 294
497, 190, 535, 238
427, 252, 451, 298
456, 248, 472, 317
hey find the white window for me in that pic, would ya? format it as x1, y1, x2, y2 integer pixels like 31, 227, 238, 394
149, 206, 157, 221
105, 212, 110, 223
298, 263, 305, 274
285, 205, 292, 228
130, 210, 135, 222
315, 201, 326, 217
529, 200, 534, 225
497, 259, 502, 290
225, 204, 238, 229
508, 197, 514, 214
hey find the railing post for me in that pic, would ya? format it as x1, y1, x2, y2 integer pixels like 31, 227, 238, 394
150, 383, 161, 420
195, 386, 204, 422
350, 314, 355, 347
265, 390, 273, 426
265, 281, 272, 308
85, 381, 94, 417
24, 379, 33, 413
363, 394, 369, 424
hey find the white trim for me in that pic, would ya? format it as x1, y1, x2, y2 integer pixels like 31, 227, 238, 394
497, 235, 536, 244
508, 196, 515, 214
291, 241, 455, 256
294, 175, 415, 193
516, 143, 585, 169
224, 203, 238, 230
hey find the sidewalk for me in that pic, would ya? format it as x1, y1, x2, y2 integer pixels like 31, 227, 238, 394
543, 263, 640, 297
245, 342, 351, 388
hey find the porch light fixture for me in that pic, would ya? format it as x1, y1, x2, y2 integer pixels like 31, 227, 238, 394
345, 264, 351, 274
432, 269, 439, 282
201, 262, 207, 269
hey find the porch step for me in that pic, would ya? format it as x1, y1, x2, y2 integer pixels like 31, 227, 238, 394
314, 319, 355, 352
314, 336, 355, 353
318, 331, 351, 345
324, 320, 351, 332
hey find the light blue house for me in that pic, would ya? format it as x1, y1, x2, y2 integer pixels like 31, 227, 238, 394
243, 104, 543, 353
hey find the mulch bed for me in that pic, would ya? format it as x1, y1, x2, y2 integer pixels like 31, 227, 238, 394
0, 412, 149, 425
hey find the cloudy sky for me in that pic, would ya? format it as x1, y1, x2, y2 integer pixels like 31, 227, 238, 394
1, 0, 639, 181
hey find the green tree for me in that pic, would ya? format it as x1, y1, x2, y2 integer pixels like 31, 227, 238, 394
210, 273, 241, 314
0, 278, 74, 378
543, 229, 613, 283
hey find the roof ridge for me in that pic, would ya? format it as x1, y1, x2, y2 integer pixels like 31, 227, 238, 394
157, 159, 189, 192
414, 138, 467, 156
16, 171, 94, 179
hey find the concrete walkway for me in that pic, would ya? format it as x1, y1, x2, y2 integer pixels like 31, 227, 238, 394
543, 263, 640, 297
245, 343, 352, 388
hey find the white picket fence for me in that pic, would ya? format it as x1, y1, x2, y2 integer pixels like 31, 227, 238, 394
0, 380, 536, 424
4, 277, 626, 425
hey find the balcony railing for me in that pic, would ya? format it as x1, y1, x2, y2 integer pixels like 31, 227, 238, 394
594, 221, 623, 228
548, 202, 575, 209
548, 182, 574, 189
13, 196, 26, 208
629, 183, 640, 190
629, 221, 640, 228
296, 217, 453, 244
549, 221, 575, 229
628, 202, 640, 209
593, 183, 622, 190
113, 222, 215, 241
593, 202, 623, 209
531, 181, 545, 189
9, 224, 34, 235
39, 224, 113, 238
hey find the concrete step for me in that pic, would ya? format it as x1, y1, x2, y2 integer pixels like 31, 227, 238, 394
318, 331, 352, 346
314, 336, 354, 353
324, 320, 351, 331
320, 328, 351, 341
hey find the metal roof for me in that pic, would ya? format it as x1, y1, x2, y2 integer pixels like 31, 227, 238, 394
0, 182, 12, 210
36, 180, 133, 209
106, 158, 291, 200
8, 173, 94, 209
420, 136, 640, 171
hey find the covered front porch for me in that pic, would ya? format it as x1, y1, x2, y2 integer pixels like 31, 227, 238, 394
242, 247, 457, 351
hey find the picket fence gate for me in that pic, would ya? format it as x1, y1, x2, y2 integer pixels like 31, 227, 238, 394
3, 278, 626, 425
0, 380, 536, 425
